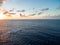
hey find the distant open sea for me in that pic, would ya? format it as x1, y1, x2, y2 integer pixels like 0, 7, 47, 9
0, 19, 60, 45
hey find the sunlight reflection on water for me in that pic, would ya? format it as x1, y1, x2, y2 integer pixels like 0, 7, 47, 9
0, 20, 9, 45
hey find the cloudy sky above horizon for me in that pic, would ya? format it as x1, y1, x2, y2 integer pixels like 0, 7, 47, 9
0, 0, 60, 19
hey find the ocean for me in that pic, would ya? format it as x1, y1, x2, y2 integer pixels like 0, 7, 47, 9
0, 19, 60, 45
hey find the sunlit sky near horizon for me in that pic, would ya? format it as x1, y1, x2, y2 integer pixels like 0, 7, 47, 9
0, 0, 60, 19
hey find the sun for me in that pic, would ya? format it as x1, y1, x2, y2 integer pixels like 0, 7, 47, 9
0, 13, 6, 19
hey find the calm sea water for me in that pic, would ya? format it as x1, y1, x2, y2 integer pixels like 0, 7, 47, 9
0, 19, 60, 45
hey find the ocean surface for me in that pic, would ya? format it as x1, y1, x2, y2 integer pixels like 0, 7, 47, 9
0, 19, 60, 45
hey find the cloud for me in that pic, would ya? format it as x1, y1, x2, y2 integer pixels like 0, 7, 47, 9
0, 0, 16, 6
3, 11, 12, 16
38, 12, 42, 15
41, 8, 49, 11
19, 13, 26, 17
32, 8, 35, 10
28, 13, 36, 16
17, 10, 25, 12
30, 14, 36, 16
3, 11, 8, 14
0, 0, 7, 6
49, 14, 60, 19
0, 8, 13, 17
9, 8, 14, 12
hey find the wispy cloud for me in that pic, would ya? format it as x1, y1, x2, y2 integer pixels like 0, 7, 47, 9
9, 8, 14, 12
38, 12, 42, 15
41, 8, 49, 11
29, 13, 36, 16
17, 10, 26, 12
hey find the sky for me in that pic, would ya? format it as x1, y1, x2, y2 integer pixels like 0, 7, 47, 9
0, 0, 60, 19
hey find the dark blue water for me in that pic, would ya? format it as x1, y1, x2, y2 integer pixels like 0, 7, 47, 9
0, 19, 60, 45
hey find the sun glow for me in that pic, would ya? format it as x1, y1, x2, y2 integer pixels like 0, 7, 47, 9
0, 13, 6, 19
